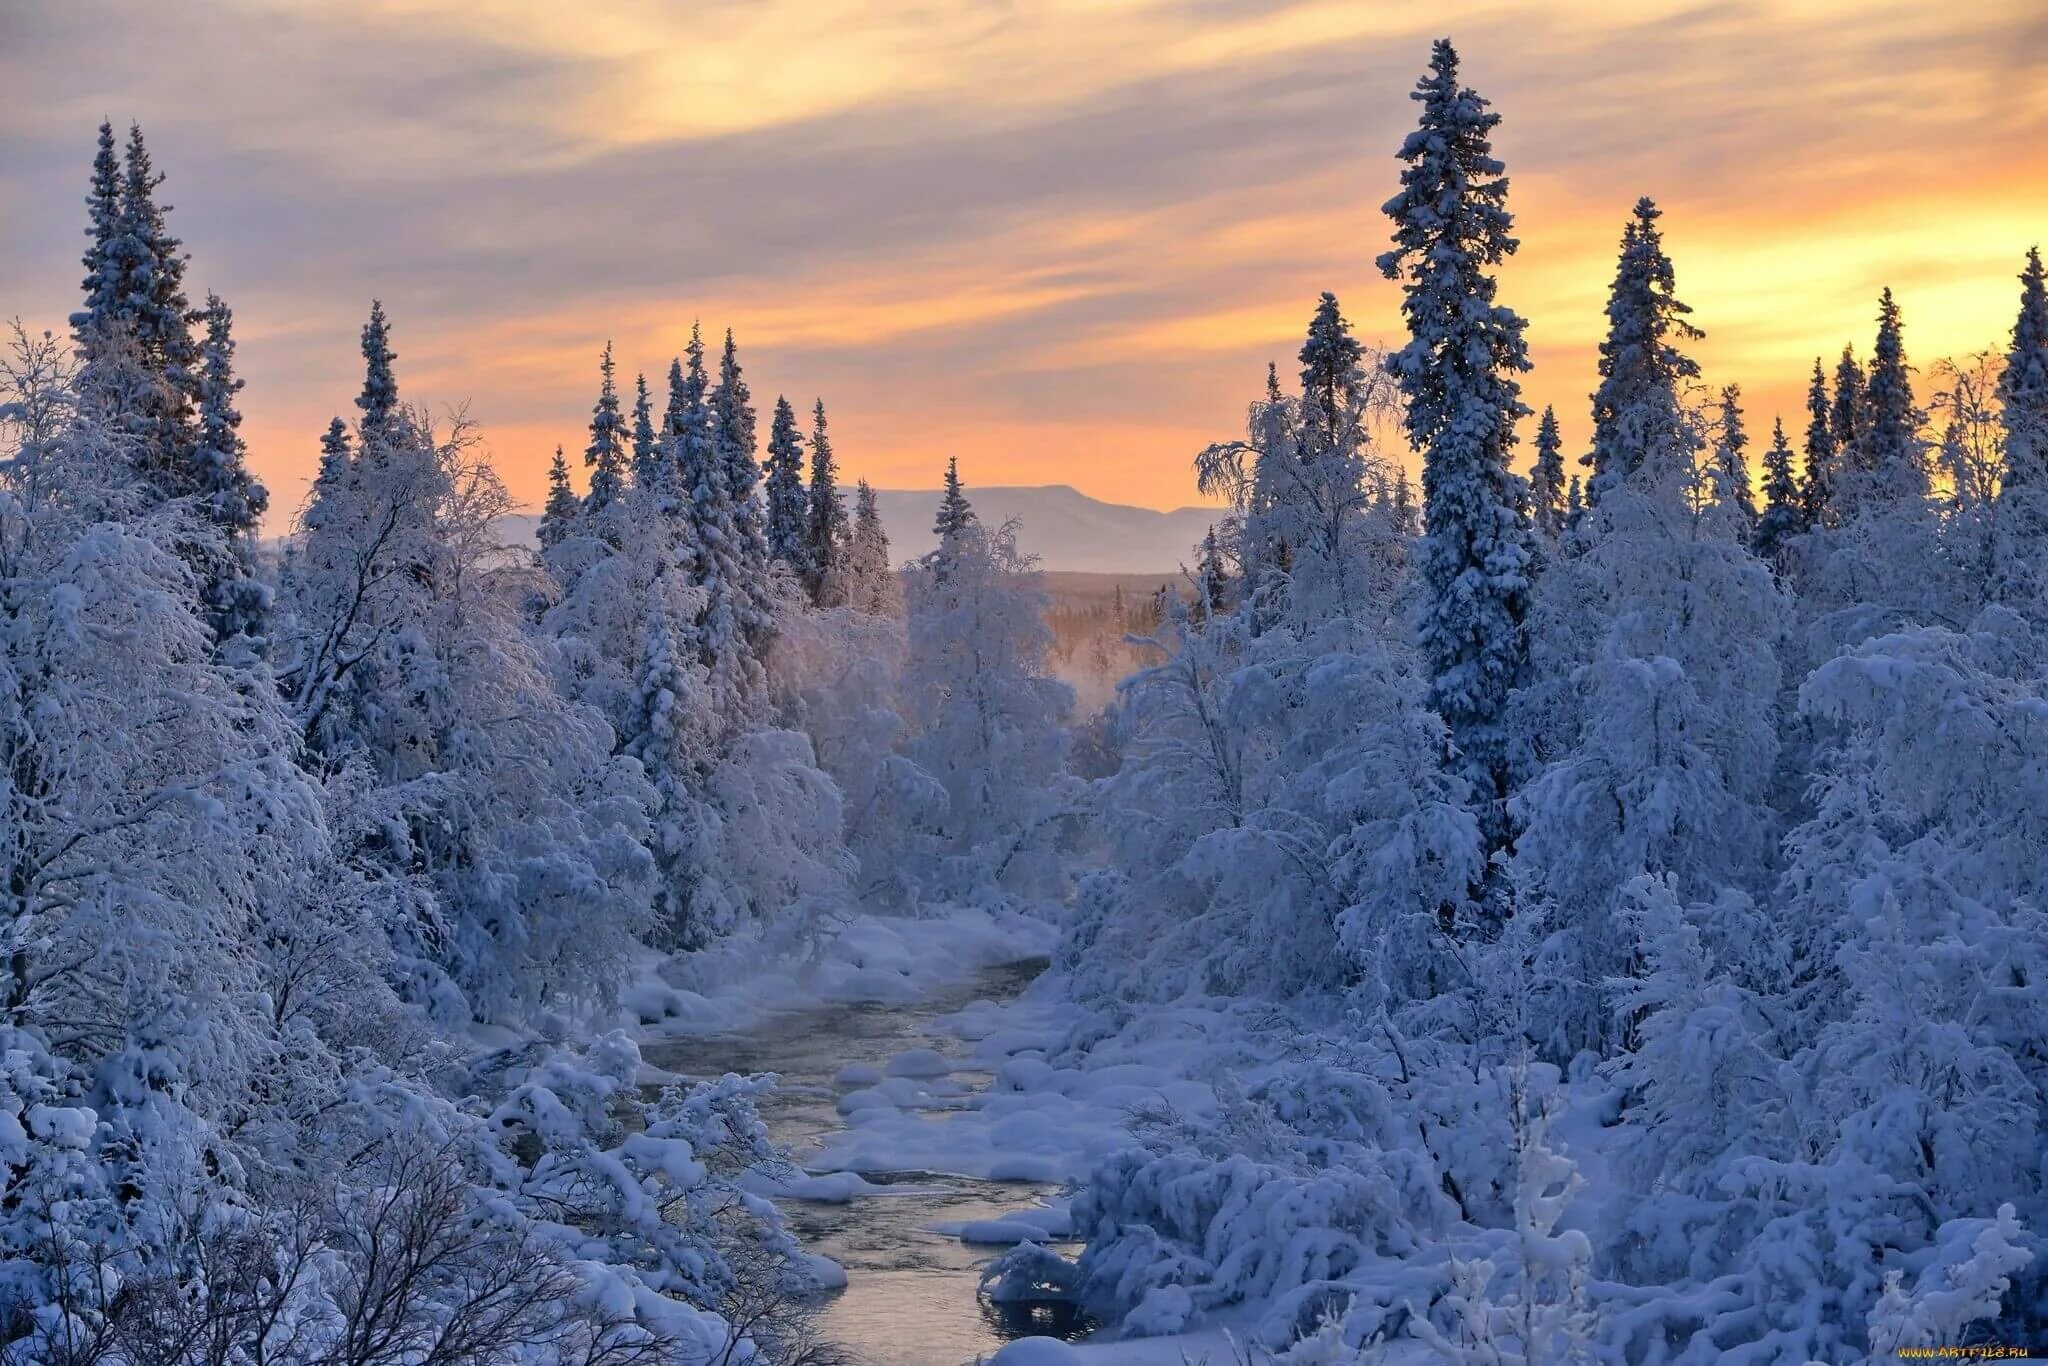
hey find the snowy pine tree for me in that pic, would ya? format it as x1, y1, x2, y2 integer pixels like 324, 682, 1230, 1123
711, 328, 775, 653
840, 479, 900, 617
933, 455, 976, 563
582, 341, 631, 520
1587, 198, 1701, 506
2000, 246, 2048, 492
189, 292, 270, 645
538, 443, 580, 550
1709, 384, 1755, 530
1801, 357, 1836, 528
1854, 287, 1928, 511
1752, 416, 1803, 561
1531, 404, 1567, 542
762, 394, 808, 573
1378, 38, 1537, 837
805, 399, 848, 606
630, 369, 659, 488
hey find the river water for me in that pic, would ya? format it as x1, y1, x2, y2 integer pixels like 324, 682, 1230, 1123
643, 959, 1085, 1366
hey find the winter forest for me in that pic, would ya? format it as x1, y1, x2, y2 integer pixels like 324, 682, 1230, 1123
2, 31, 2047, 1366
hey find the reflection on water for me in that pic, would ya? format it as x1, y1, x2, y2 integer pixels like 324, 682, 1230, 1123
644, 960, 1088, 1366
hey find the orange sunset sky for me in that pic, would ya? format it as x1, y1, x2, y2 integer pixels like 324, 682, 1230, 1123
3, 0, 2045, 522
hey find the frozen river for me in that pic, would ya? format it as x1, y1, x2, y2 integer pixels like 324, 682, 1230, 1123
645, 959, 1086, 1365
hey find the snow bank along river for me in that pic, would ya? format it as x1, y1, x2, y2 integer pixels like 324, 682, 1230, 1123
644, 959, 1089, 1365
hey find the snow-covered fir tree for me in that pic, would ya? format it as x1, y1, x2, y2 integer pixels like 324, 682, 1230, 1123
1514, 200, 1786, 1053
1709, 383, 1755, 528
711, 327, 775, 654
630, 368, 658, 488
1831, 343, 1866, 475
537, 442, 579, 550
1851, 287, 1928, 512
2000, 246, 2048, 492
189, 291, 270, 646
1378, 38, 1537, 841
582, 340, 631, 520
1530, 404, 1567, 542
1586, 198, 1701, 507
805, 398, 848, 606
1752, 415, 1803, 561
839, 479, 901, 618
1801, 356, 1836, 528
762, 393, 809, 573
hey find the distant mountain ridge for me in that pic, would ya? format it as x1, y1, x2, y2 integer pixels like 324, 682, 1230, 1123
495, 485, 1221, 574
870, 484, 1219, 574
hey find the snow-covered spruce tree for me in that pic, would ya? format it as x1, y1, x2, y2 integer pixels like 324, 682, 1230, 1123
669, 325, 766, 724
932, 454, 974, 557
71, 123, 202, 497
840, 479, 901, 618
581, 340, 631, 522
805, 398, 848, 606
2001, 246, 2048, 492
189, 291, 270, 647
1709, 384, 1755, 531
712, 328, 775, 654
630, 367, 658, 489
902, 466, 1075, 895
1848, 287, 1928, 513
278, 306, 656, 1021
1993, 248, 2048, 610
762, 393, 808, 574
1586, 198, 1701, 508
1530, 404, 1567, 543
1831, 344, 1866, 478
1751, 416, 1803, 562
1196, 300, 1409, 642
1377, 38, 1538, 840
1191, 523, 1231, 622
1512, 202, 1785, 1055
1801, 356, 1836, 529
1799, 297, 1954, 652
536, 442, 580, 551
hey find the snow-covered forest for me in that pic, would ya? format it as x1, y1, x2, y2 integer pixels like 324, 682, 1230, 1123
2, 35, 2046, 1366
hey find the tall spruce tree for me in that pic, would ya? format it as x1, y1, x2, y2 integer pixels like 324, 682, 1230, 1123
72, 121, 122, 355
1377, 37, 1537, 833
762, 395, 809, 571
1859, 287, 1927, 507
357, 299, 400, 452
2000, 247, 2048, 492
1831, 345, 1865, 478
934, 455, 976, 551
1753, 417, 1803, 560
538, 444, 580, 551
1801, 358, 1835, 528
843, 479, 900, 617
190, 293, 270, 643
1531, 404, 1567, 541
74, 122, 200, 496
1298, 290, 1363, 447
1587, 198, 1701, 506
805, 398, 847, 603
583, 341, 630, 517
630, 371, 659, 488
1711, 384, 1756, 529
711, 328, 774, 649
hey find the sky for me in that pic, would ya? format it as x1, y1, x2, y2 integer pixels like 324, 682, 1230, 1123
2, 0, 2045, 523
